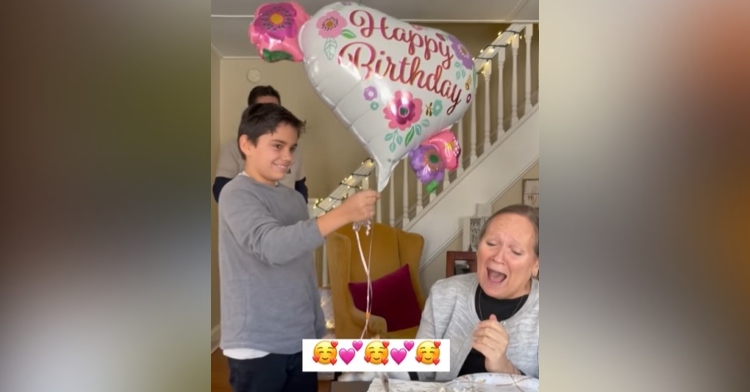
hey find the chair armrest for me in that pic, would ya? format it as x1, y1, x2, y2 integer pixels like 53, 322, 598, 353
348, 304, 387, 337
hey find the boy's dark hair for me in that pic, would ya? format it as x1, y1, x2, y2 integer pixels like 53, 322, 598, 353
247, 85, 281, 106
237, 103, 305, 159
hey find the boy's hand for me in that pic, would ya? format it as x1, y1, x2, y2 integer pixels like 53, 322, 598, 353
315, 190, 380, 237
340, 190, 380, 223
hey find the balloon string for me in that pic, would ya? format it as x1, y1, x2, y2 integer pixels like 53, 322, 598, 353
354, 220, 374, 340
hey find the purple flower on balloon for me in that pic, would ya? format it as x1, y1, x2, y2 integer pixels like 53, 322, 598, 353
364, 86, 377, 101
409, 145, 445, 184
449, 35, 473, 69
316, 11, 347, 38
253, 3, 299, 41
383, 91, 423, 131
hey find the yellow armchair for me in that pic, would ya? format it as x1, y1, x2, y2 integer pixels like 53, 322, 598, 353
326, 222, 426, 339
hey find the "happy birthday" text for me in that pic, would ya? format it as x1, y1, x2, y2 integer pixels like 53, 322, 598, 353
339, 10, 464, 115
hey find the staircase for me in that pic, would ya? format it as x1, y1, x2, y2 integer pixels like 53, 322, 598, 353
314, 23, 539, 283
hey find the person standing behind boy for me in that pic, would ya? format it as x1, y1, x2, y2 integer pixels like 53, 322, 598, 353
218, 103, 379, 392
212, 85, 308, 203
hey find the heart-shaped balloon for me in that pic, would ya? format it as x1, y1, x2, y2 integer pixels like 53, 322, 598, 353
250, 1, 476, 191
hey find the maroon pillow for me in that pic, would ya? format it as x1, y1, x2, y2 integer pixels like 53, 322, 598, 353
348, 264, 422, 331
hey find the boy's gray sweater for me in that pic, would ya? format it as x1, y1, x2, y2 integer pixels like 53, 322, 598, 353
218, 175, 327, 354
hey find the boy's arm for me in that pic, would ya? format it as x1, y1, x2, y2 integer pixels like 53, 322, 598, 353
223, 191, 324, 266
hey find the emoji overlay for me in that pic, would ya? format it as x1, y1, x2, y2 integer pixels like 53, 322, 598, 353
312, 340, 338, 365
303, 339, 450, 372
416, 340, 441, 365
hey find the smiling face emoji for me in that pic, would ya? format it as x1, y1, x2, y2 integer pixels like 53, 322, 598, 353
313, 340, 338, 365
416, 341, 441, 365
364, 340, 388, 365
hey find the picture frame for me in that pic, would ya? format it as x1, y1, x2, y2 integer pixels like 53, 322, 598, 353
453, 259, 471, 276
523, 179, 539, 207
462, 216, 490, 252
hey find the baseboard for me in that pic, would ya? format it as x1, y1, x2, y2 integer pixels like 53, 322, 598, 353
211, 324, 221, 353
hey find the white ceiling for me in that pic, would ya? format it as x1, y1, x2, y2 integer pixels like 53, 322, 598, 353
212, 0, 538, 57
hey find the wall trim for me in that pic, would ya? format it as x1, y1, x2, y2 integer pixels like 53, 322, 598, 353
211, 324, 221, 353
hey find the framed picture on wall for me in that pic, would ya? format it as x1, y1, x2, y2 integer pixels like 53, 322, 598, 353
523, 179, 539, 207
462, 216, 490, 252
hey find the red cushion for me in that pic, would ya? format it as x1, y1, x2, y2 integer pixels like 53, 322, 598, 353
348, 264, 422, 331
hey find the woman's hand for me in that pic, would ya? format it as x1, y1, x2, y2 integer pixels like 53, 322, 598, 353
472, 314, 520, 374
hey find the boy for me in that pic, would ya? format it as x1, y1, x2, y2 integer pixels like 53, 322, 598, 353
213, 85, 309, 203
218, 103, 379, 392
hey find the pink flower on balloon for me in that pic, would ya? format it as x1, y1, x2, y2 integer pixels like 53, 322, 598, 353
449, 35, 473, 69
383, 91, 423, 131
426, 129, 461, 171
317, 11, 347, 38
253, 3, 299, 41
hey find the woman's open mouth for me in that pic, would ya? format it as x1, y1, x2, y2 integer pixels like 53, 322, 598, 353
487, 268, 507, 284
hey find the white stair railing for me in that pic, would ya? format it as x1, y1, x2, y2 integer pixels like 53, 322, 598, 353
366, 23, 538, 231
315, 23, 538, 287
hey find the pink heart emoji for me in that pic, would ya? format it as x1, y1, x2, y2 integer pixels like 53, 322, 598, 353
352, 340, 363, 351
403, 341, 414, 351
390, 348, 407, 365
339, 348, 356, 365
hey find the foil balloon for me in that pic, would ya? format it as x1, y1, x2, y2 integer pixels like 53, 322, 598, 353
424, 129, 461, 171
408, 129, 462, 193
249, 1, 477, 191
249, 2, 309, 62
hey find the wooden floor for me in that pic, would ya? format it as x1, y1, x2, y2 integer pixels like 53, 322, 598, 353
211, 350, 331, 392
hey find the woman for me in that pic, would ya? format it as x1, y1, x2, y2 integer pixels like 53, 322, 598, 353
416, 204, 539, 381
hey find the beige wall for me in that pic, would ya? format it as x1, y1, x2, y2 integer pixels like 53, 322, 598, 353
419, 161, 538, 293
211, 47, 221, 328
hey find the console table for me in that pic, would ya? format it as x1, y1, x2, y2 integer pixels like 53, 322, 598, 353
445, 251, 477, 277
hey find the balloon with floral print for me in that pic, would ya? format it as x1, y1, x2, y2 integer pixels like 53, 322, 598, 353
249, 1, 475, 191
249, 2, 309, 62
409, 129, 462, 193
